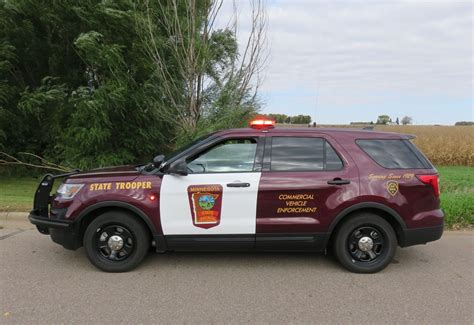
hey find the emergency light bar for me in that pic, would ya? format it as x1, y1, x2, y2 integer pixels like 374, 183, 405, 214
249, 117, 276, 129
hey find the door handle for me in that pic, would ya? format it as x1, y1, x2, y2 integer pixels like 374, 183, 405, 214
226, 182, 251, 188
327, 178, 351, 185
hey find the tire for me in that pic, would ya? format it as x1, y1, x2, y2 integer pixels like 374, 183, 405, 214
333, 213, 397, 273
83, 210, 150, 272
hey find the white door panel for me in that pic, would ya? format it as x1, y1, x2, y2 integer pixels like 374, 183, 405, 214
160, 173, 261, 235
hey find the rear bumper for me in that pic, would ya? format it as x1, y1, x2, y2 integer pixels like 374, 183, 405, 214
399, 224, 444, 247
28, 212, 81, 250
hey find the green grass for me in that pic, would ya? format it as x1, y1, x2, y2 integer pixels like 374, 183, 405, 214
0, 167, 473, 228
438, 166, 474, 229
0, 176, 40, 212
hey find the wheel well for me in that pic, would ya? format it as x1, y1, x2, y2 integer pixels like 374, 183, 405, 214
77, 207, 154, 243
328, 208, 405, 247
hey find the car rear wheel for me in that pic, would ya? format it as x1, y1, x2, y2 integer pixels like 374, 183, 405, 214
83, 211, 150, 272
333, 213, 397, 273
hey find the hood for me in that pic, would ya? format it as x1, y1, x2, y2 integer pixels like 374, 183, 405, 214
67, 165, 141, 180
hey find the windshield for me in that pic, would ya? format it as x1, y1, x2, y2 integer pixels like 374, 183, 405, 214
137, 132, 218, 174
163, 132, 218, 163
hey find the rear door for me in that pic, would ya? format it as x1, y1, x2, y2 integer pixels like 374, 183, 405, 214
160, 136, 264, 250
256, 134, 359, 250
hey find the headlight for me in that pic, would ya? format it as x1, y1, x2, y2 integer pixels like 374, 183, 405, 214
57, 183, 84, 199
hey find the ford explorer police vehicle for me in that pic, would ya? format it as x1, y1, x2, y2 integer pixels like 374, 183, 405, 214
29, 118, 443, 273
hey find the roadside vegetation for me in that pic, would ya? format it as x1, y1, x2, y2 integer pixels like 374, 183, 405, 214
0, 0, 266, 171
437, 166, 474, 229
0, 177, 38, 212
1, 166, 472, 229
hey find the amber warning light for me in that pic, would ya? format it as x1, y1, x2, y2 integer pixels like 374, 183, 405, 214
250, 117, 276, 129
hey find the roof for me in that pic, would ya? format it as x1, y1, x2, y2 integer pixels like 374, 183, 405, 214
216, 127, 415, 139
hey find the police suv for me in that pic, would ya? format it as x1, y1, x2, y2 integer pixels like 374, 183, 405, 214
29, 119, 443, 273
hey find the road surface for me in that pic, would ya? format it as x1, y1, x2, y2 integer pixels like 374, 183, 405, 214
1, 216, 473, 324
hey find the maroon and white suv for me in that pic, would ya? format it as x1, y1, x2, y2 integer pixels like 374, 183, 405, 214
29, 119, 443, 273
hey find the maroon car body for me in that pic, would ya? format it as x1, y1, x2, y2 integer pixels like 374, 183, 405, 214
29, 125, 443, 272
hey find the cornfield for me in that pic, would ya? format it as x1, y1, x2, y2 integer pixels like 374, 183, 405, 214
278, 124, 474, 166
377, 126, 474, 166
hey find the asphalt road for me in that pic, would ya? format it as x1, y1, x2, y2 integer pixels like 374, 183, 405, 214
0, 219, 473, 324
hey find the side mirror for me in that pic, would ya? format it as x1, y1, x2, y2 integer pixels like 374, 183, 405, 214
153, 154, 165, 168
167, 160, 188, 176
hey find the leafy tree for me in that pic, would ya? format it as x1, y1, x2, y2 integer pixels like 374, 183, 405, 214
290, 115, 311, 124
0, 0, 265, 171
401, 116, 413, 125
266, 114, 311, 124
266, 114, 288, 123
454, 121, 474, 126
376, 115, 391, 125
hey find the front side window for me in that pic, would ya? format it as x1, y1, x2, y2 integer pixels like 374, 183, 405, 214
187, 138, 258, 173
356, 139, 432, 169
270, 137, 343, 171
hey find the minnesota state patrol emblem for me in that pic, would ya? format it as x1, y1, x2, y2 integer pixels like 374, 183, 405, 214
386, 181, 399, 196
187, 184, 223, 229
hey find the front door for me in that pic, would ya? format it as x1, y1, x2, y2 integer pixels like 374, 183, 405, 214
160, 136, 264, 250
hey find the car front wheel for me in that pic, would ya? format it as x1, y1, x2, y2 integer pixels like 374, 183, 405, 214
333, 213, 397, 273
83, 211, 150, 272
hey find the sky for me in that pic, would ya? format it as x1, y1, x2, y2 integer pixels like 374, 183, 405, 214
218, 0, 473, 125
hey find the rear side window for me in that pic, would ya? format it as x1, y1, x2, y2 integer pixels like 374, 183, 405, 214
270, 137, 343, 171
356, 139, 432, 169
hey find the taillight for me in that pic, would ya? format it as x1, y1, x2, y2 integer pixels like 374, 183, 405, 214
416, 174, 440, 197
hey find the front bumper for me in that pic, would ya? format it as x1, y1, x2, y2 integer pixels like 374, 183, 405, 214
29, 212, 81, 250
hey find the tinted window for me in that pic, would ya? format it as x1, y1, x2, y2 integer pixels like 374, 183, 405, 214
187, 138, 257, 173
326, 141, 343, 170
357, 139, 431, 169
270, 137, 343, 171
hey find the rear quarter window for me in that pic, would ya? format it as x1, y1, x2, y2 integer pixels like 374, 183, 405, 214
356, 139, 432, 169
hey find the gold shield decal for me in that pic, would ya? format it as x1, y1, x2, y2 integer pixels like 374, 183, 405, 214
386, 181, 399, 196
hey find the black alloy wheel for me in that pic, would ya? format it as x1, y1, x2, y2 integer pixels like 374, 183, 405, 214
333, 213, 397, 273
347, 226, 385, 263
95, 225, 135, 262
84, 211, 150, 272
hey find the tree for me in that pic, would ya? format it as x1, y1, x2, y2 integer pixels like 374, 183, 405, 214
454, 121, 474, 126
266, 113, 311, 124
401, 116, 413, 125
0, 0, 267, 170
0, 1, 174, 169
266, 114, 288, 124
136, 0, 267, 144
376, 115, 391, 125
290, 115, 311, 124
